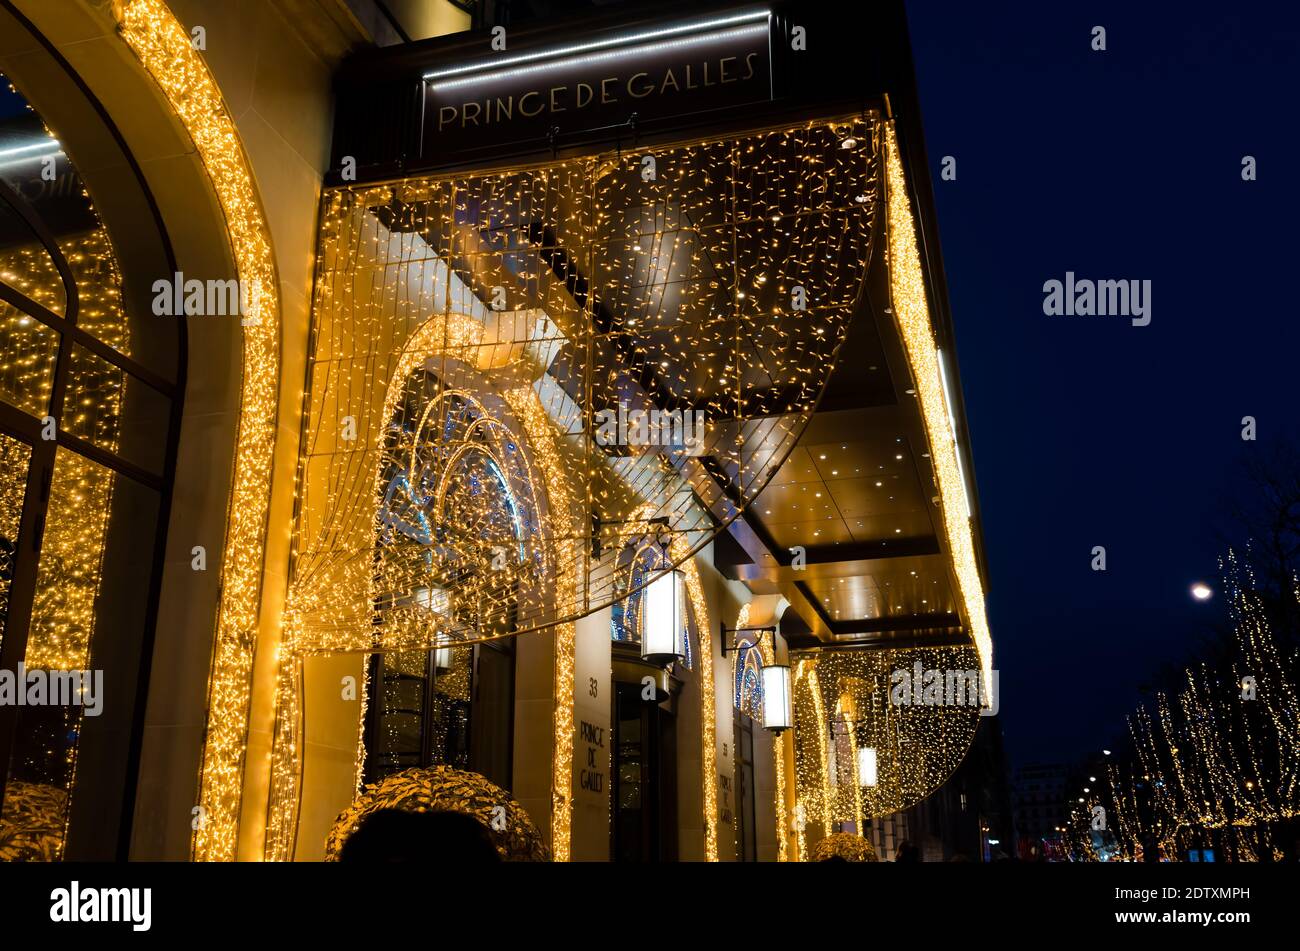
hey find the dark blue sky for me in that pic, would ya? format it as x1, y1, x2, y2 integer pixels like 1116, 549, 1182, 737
906, 1, 1300, 765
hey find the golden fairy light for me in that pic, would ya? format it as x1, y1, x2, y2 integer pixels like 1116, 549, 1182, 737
734, 603, 789, 862
883, 122, 993, 686
1100, 551, 1300, 862
117, 0, 281, 862
791, 646, 981, 841
0, 81, 136, 854
268, 116, 879, 860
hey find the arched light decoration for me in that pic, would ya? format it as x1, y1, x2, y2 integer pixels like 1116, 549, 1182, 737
858, 746, 878, 787
761, 663, 792, 732
116, 0, 281, 863
276, 117, 884, 862
792, 646, 981, 826
284, 114, 881, 658
641, 568, 687, 665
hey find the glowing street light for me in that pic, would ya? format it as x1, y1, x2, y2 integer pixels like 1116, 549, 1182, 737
1191, 582, 1213, 601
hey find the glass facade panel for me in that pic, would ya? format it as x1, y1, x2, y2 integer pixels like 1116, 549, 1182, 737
0, 432, 29, 651
0, 75, 176, 862
0, 301, 55, 419
61, 345, 169, 474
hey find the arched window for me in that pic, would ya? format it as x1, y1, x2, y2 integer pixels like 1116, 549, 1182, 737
0, 76, 179, 861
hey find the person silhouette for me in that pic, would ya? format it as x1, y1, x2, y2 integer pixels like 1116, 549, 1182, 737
338, 808, 501, 863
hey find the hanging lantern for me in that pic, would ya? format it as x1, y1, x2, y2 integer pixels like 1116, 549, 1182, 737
641, 568, 686, 666
761, 663, 792, 732
858, 746, 878, 787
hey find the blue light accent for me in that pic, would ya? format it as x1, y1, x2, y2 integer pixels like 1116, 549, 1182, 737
484, 455, 526, 561
734, 641, 764, 717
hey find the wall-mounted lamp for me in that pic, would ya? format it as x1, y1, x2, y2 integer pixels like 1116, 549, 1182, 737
641, 567, 687, 666
857, 746, 878, 787
720, 622, 790, 733
761, 663, 792, 733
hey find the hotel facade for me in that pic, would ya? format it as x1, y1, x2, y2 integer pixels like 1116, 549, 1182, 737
0, 0, 996, 862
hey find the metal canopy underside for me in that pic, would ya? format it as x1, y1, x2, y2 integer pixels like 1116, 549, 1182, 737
717, 146, 986, 661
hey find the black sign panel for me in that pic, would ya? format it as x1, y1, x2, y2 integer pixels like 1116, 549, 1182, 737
418, 12, 774, 159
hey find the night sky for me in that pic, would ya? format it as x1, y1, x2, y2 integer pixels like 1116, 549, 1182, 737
906, 1, 1300, 766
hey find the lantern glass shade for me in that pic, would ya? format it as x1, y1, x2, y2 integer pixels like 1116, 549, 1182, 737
761, 663, 792, 732
641, 569, 686, 664
858, 746, 878, 787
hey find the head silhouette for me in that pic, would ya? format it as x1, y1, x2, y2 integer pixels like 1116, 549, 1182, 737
339, 808, 502, 863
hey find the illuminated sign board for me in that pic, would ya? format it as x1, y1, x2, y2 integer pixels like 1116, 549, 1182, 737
418, 9, 774, 157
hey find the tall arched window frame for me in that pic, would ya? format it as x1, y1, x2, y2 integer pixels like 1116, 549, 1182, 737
0, 77, 181, 862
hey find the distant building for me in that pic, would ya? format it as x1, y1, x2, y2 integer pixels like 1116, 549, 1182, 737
1013, 763, 1068, 859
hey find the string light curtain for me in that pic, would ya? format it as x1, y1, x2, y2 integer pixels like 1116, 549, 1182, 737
792, 646, 981, 837
266, 117, 880, 858
285, 115, 879, 656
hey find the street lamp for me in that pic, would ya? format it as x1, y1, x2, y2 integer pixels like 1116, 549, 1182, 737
761, 663, 792, 733
720, 622, 790, 733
